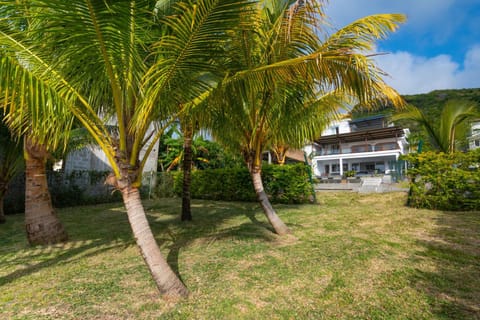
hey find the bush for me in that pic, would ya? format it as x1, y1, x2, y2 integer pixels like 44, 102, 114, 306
404, 150, 480, 210
168, 163, 314, 204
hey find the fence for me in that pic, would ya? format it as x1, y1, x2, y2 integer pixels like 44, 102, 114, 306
4, 170, 121, 213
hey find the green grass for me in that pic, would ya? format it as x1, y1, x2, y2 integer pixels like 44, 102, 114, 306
1, 192, 479, 319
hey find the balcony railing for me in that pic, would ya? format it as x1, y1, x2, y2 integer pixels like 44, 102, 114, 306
313, 145, 399, 156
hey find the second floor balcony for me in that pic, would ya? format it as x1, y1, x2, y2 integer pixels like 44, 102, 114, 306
314, 142, 400, 157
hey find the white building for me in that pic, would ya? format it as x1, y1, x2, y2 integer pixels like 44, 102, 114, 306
468, 120, 480, 150
307, 115, 409, 178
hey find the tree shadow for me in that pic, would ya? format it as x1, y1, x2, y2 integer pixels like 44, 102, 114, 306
1, 199, 295, 289
145, 199, 280, 282
0, 206, 133, 287
0, 238, 131, 287
409, 210, 480, 319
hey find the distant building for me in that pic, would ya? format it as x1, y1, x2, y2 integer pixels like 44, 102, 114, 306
64, 124, 160, 181
306, 115, 409, 178
468, 120, 480, 150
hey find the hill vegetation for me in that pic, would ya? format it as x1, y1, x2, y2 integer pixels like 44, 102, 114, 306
402, 88, 480, 119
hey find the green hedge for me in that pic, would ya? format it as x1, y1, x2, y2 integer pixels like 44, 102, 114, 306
170, 163, 314, 204
404, 150, 480, 211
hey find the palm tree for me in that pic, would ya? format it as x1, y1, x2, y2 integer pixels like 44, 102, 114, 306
0, 0, 250, 297
392, 100, 479, 153
206, 0, 405, 235
0, 4, 76, 244
0, 120, 23, 224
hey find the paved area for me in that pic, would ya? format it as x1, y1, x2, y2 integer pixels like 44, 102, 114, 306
314, 178, 409, 193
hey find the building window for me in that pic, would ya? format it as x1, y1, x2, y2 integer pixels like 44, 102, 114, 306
331, 164, 340, 173
331, 144, 340, 154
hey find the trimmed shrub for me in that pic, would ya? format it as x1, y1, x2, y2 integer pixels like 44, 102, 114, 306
169, 163, 314, 204
404, 150, 480, 210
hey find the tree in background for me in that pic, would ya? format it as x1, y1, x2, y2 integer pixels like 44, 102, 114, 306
392, 100, 479, 153
159, 129, 242, 171
207, 0, 405, 235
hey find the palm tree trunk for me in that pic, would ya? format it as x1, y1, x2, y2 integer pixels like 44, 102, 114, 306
272, 145, 288, 166
181, 123, 193, 221
249, 164, 291, 235
121, 186, 188, 297
24, 137, 68, 245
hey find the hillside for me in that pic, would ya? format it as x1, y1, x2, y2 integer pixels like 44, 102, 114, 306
402, 88, 480, 119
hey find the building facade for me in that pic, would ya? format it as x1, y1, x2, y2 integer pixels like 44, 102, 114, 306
307, 115, 409, 178
468, 121, 480, 150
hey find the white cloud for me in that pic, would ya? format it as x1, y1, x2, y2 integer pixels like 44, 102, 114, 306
375, 46, 480, 94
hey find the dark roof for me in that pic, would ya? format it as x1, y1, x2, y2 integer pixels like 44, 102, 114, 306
315, 126, 405, 145
349, 114, 386, 123
349, 115, 388, 131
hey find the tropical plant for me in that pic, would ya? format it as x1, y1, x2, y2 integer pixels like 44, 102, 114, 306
392, 100, 479, 153
0, 0, 251, 297
0, 10, 72, 244
159, 129, 242, 172
206, 0, 405, 235
0, 119, 23, 223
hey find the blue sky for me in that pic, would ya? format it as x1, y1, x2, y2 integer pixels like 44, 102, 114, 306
324, 0, 480, 94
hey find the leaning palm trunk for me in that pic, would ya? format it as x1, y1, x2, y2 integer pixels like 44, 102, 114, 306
24, 137, 68, 245
120, 186, 188, 297
248, 164, 291, 235
181, 123, 194, 221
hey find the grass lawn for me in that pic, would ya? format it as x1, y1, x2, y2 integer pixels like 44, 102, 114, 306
0, 192, 479, 319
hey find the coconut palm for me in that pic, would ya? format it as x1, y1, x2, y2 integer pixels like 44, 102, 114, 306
0, 3, 81, 244
392, 100, 479, 153
0, 65, 72, 245
0, 0, 251, 297
206, 0, 405, 235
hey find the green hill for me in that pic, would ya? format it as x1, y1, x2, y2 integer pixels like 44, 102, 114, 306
402, 88, 480, 119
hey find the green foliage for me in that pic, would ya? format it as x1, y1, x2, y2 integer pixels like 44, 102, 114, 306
158, 132, 243, 172
404, 150, 480, 210
403, 89, 480, 119
344, 170, 356, 178
170, 164, 314, 204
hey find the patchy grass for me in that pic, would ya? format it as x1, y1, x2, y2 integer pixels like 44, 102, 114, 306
0, 192, 479, 319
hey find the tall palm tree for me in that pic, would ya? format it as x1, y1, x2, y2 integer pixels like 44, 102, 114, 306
206, 0, 405, 235
0, 0, 250, 297
392, 100, 479, 153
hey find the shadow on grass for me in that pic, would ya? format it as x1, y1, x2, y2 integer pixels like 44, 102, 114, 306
0, 239, 131, 287
411, 210, 480, 319
145, 199, 279, 282
0, 199, 287, 289
0, 205, 133, 287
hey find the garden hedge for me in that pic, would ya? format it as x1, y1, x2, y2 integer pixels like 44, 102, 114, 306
404, 150, 480, 211
170, 163, 314, 204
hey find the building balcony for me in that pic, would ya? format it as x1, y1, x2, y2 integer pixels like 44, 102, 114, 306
313, 144, 400, 157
